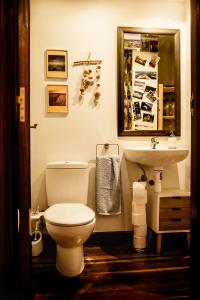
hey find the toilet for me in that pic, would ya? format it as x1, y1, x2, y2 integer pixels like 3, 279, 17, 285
44, 161, 96, 277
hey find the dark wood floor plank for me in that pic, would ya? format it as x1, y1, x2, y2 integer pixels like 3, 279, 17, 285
32, 233, 190, 300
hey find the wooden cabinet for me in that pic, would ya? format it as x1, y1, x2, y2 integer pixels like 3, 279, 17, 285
147, 189, 190, 253
158, 84, 175, 131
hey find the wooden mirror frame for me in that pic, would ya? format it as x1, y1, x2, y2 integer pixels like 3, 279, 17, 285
117, 27, 180, 136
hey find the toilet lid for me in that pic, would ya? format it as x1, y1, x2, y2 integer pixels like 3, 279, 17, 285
44, 203, 95, 226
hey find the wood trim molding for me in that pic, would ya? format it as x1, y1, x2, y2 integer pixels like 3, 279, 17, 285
190, 0, 200, 298
0, 0, 31, 297
18, 0, 31, 294
0, 0, 19, 293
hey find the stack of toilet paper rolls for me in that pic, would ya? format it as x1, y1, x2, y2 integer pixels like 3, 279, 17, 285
132, 181, 147, 251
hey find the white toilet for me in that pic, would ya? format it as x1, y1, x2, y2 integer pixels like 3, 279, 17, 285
44, 161, 96, 277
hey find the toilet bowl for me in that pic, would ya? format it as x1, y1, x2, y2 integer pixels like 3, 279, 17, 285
44, 203, 95, 277
44, 160, 95, 277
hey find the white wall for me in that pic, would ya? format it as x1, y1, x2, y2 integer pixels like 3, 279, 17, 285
30, 0, 191, 232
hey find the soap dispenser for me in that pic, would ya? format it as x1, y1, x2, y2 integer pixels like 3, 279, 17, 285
168, 130, 177, 149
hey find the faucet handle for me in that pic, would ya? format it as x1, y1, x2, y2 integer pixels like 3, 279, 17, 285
151, 137, 159, 149
151, 137, 159, 143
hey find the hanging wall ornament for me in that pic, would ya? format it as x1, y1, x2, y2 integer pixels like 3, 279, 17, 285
73, 54, 102, 100
87, 68, 94, 87
80, 67, 94, 97
94, 65, 101, 101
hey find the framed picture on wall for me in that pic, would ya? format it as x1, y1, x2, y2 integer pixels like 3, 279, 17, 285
47, 85, 68, 113
46, 50, 68, 78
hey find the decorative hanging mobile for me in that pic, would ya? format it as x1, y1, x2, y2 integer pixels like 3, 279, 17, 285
73, 53, 102, 101
79, 68, 94, 96
94, 65, 101, 101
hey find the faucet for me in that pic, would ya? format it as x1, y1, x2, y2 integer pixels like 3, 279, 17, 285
151, 137, 159, 149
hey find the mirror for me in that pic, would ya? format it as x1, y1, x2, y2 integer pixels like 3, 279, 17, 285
117, 27, 180, 136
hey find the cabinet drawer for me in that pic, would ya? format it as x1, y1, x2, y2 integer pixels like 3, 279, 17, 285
160, 196, 190, 208
159, 217, 190, 231
160, 207, 190, 218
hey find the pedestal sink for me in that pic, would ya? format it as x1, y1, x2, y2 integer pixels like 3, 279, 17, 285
124, 146, 189, 192
124, 147, 189, 167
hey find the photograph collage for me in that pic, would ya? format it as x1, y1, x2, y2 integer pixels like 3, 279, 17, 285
123, 33, 160, 131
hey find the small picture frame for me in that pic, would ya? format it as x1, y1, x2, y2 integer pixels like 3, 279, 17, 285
46, 50, 68, 78
47, 85, 68, 113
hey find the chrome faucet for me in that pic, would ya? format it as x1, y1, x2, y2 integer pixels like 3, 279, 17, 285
151, 137, 159, 149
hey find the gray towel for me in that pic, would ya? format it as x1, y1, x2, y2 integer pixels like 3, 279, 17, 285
96, 155, 121, 215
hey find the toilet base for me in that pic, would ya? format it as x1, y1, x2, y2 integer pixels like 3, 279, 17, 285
56, 244, 85, 277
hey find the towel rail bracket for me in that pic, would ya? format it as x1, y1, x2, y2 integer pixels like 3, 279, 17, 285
96, 143, 119, 157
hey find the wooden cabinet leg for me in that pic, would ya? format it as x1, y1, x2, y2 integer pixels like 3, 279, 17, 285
157, 234, 162, 254
186, 232, 190, 248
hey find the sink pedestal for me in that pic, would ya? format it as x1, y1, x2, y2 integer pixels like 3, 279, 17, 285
153, 167, 163, 193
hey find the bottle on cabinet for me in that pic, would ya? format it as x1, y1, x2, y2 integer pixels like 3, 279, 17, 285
168, 130, 177, 149
164, 102, 169, 116
169, 101, 175, 116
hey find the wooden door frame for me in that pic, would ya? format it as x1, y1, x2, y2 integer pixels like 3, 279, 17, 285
190, 0, 200, 298
18, 0, 31, 295
0, 0, 19, 294
0, 0, 31, 298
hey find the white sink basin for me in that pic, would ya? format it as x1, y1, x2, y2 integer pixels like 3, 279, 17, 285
124, 146, 189, 167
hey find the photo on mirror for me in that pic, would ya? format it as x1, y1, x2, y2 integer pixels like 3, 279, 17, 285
141, 38, 150, 52
145, 85, 156, 93
124, 39, 141, 49
135, 71, 157, 80
124, 33, 141, 50
134, 55, 147, 66
146, 90, 157, 102
149, 55, 160, 68
132, 90, 144, 100
133, 101, 141, 120
124, 49, 132, 75
149, 40, 159, 52
141, 101, 153, 112
143, 112, 154, 123
134, 80, 146, 91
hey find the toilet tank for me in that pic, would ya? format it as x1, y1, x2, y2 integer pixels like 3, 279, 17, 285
46, 161, 89, 206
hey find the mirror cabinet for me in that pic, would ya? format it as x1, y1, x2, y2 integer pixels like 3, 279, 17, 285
117, 27, 180, 136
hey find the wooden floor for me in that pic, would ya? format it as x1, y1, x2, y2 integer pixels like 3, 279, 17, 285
32, 232, 190, 300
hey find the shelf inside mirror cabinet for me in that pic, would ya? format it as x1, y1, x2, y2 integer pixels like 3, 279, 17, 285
158, 84, 175, 131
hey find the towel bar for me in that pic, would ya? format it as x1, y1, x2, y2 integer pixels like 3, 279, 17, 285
96, 143, 119, 157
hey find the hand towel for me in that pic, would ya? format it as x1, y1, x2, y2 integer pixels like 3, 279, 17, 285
96, 155, 121, 215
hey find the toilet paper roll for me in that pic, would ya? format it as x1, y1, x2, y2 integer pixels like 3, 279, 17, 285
133, 236, 146, 249
132, 182, 147, 204
132, 213, 146, 225
132, 203, 146, 214
133, 224, 147, 237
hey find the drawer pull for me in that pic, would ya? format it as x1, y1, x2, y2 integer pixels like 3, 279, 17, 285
171, 218, 181, 222
172, 197, 181, 199
171, 207, 181, 211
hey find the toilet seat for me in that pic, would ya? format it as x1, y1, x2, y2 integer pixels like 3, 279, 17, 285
44, 203, 95, 226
